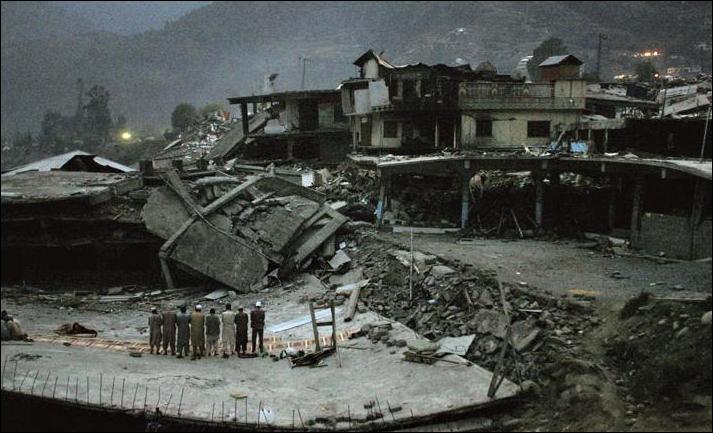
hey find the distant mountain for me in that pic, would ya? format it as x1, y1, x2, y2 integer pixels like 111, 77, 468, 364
1, 1, 99, 44
2, 1, 711, 137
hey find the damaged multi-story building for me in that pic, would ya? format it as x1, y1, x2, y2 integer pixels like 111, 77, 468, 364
224, 89, 351, 163
340, 50, 587, 153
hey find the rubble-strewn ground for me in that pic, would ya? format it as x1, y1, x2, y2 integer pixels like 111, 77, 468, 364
3, 228, 710, 431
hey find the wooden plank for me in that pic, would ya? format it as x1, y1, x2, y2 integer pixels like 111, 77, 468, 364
309, 302, 321, 352
344, 284, 362, 322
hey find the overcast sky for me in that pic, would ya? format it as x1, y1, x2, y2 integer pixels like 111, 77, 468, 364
56, 1, 212, 35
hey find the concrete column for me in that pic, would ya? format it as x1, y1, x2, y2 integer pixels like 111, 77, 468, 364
352, 118, 358, 151
241, 102, 249, 138
534, 173, 545, 229
453, 118, 458, 148
603, 129, 609, 154
688, 178, 708, 259
434, 121, 440, 148
287, 138, 295, 160
630, 175, 645, 247
608, 186, 617, 233
461, 161, 471, 229
375, 171, 387, 227
252, 102, 258, 115
159, 257, 175, 290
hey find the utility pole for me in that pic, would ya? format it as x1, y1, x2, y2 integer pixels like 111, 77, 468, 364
596, 33, 607, 80
299, 57, 311, 90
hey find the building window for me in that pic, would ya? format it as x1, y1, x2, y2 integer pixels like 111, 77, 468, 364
527, 121, 550, 138
476, 120, 492, 137
383, 121, 398, 138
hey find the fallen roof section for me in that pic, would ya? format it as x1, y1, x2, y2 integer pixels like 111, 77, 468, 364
2, 150, 135, 176
144, 171, 347, 292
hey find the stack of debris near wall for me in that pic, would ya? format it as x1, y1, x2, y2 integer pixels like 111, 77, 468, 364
142, 170, 348, 292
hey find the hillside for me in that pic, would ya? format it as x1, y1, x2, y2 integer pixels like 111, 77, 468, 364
1, 1, 711, 137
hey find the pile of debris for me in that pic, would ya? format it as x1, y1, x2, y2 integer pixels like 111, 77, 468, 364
607, 293, 712, 402
308, 231, 598, 383
153, 112, 235, 169
314, 163, 377, 221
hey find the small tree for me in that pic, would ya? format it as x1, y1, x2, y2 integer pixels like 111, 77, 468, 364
635, 60, 658, 82
84, 85, 113, 144
40, 110, 68, 153
528, 37, 569, 81
171, 103, 199, 132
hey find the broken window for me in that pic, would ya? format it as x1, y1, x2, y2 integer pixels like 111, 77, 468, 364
527, 121, 550, 138
383, 121, 398, 138
476, 120, 492, 137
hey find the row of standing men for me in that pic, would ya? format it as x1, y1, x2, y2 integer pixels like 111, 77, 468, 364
148, 302, 266, 360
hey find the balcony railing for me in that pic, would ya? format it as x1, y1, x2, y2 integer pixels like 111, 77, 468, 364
459, 82, 584, 110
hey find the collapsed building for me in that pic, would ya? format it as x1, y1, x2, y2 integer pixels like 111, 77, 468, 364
226, 90, 351, 163
340, 50, 587, 153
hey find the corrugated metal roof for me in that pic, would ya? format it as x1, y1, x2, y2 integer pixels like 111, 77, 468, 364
2, 150, 135, 176
539, 54, 582, 67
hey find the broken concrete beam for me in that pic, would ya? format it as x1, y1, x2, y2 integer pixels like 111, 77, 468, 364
335, 279, 369, 296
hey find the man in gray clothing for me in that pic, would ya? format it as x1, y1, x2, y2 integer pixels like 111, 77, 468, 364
176, 305, 191, 359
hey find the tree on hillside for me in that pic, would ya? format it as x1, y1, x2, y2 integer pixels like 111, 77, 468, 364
84, 85, 113, 144
40, 110, 69, 153
528, 37, 569, 81
171, 103, 199, 132
635, 60, 658, 82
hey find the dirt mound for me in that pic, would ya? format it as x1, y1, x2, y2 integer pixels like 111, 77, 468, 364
607, 295, 713, 400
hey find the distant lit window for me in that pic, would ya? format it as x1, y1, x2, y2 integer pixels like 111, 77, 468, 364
476, 120, 492, 137
527, 121, 550, 138
383, 121, 398, 138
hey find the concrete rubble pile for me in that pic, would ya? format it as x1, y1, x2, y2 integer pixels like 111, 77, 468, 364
153, 112, 235, 169
313, 163, 377, 221
309, 231, 599, 384
142, 170, 348, 293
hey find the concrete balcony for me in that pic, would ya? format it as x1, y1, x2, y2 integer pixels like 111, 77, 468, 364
459, 82, 585, 110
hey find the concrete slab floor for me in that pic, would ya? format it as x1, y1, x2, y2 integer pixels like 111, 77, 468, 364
1, 277, 519, 430
0, 324, 517, 429
380, 233, 712, 301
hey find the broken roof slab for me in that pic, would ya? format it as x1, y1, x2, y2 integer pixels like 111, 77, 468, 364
1, 171, 143, 205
